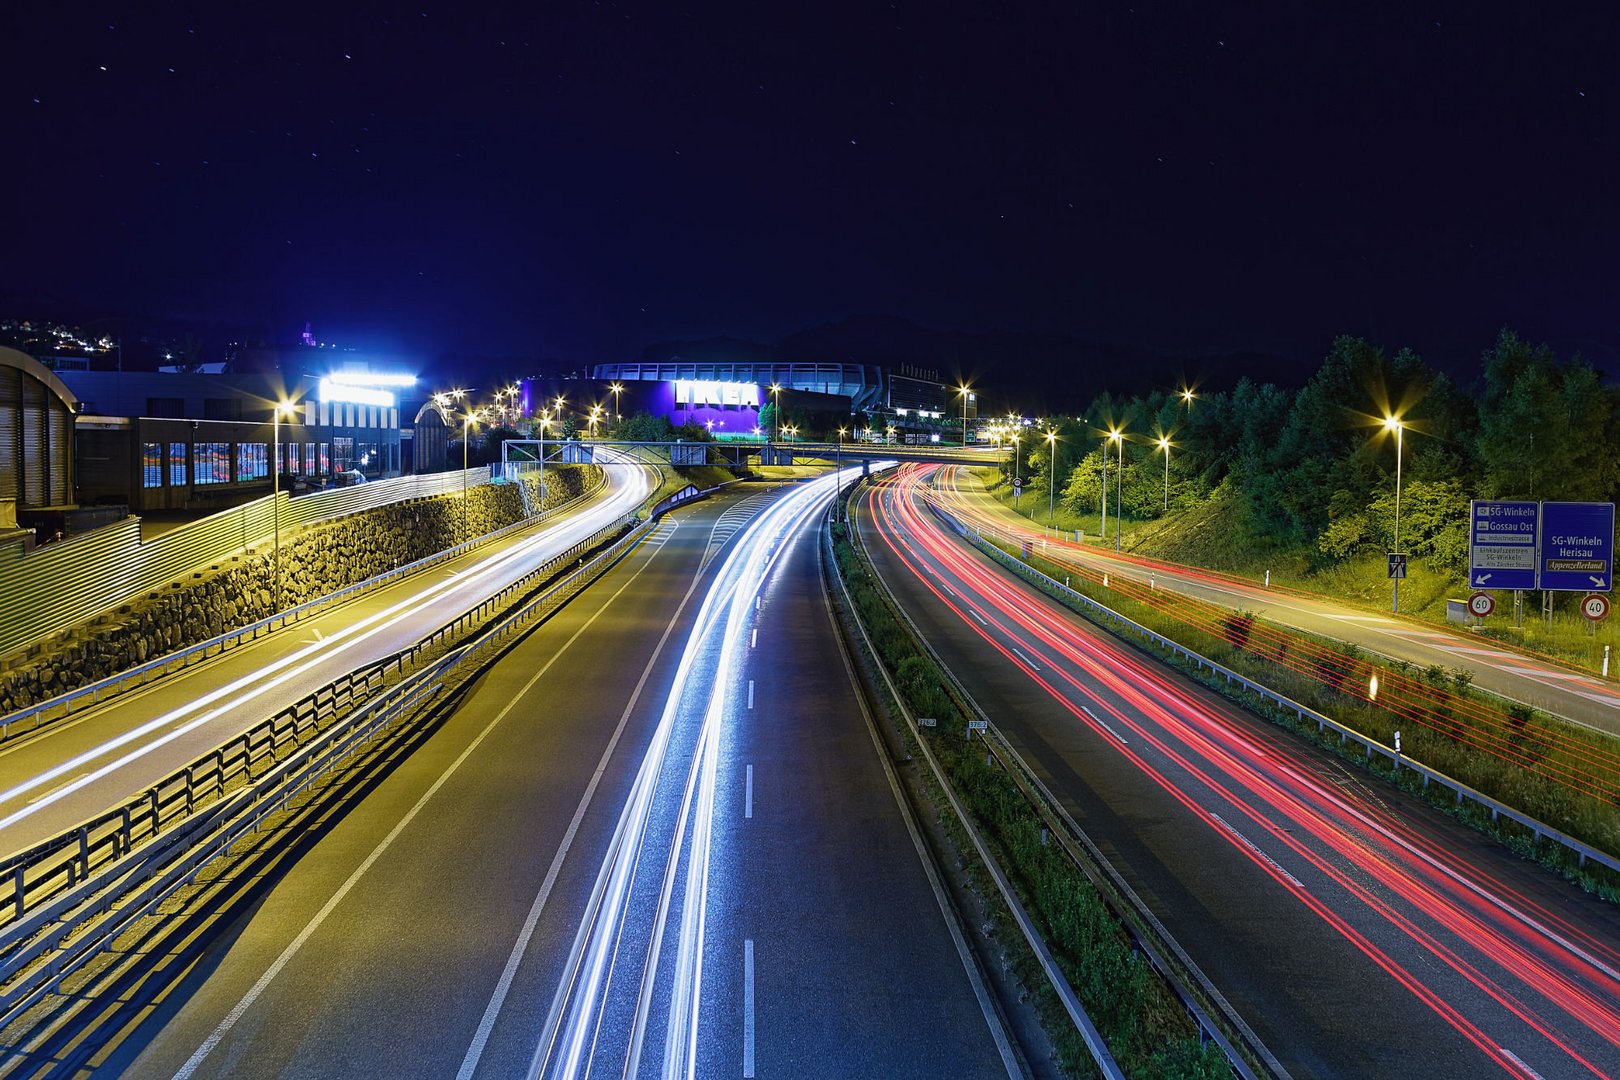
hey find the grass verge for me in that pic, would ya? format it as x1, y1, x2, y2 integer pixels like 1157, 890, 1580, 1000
829, 518, 1236, 1080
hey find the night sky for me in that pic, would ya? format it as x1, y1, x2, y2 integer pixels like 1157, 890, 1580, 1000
7, 3, 1620, 393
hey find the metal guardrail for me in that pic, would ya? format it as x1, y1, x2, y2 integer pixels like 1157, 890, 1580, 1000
0, 467, 498, 660
837, 502, 1269, 1080
0, 471, 605, 741
0, 508, 657, 1022
946, 507, 1620, 878
0, 467, 714, 1023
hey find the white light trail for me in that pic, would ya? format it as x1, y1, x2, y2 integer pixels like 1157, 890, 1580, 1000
531, 461, 886, 1079
0, 458, 655, 840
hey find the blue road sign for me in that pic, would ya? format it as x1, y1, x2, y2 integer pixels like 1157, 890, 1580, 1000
1539, 501, 1615, 592
1387, 552, 1408, 580
1468, 500, 1539, 590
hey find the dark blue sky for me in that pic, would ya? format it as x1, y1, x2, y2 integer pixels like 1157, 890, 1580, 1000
7, 2, 1620, 379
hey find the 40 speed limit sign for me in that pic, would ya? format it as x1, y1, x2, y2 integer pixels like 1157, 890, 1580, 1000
1582, 593, 1611, 621
1467, 592, 1494, 618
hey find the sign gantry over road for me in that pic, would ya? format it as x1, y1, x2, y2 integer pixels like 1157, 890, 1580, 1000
1469, 500, 1539, 590
1540, 501, 1615, 593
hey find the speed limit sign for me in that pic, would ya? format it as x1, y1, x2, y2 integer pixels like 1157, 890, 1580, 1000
1467, 592, 1494, 618
1582, 594, 1610, 622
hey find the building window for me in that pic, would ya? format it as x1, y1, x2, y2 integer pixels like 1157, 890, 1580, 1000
318, 442, 330, 473
205, 398, 242, 421
238, 442, 268, 481
333, 436, 354, 471
194, 443, 230, 484
142, 443, 162, 488
304, 442, 315, 474
168, 442, 187, 486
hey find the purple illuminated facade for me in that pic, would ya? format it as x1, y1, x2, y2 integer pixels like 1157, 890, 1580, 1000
652, 380, 763, 436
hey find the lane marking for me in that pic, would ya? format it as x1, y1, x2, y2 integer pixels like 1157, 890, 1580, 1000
755, 596, 761, 611
745, 765, 753, 819
743, 939, 756, 1078
751, 628, 757, 648
1498, 1047, 1544, 1079
747, 680, 755, 709
969, 608, 988, 626
1010, 646, 1041, 672
1210, 813, 1303, 889
1080, 705, 1126, 745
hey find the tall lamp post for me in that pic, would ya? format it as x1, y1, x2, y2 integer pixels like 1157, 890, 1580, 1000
462, 409, 480, 541
610, 382, 624, 424
836, 426, 847, 520
1180, 387, 1195, 411
1384, 415, 1404, 612
1156, 435, 1171, 512
271, 400, 290, 612
958, 383, 972, 449
769, 383, 782, 443
1010, 431, 1021, 508
1113, 429, 1125, 552
1044, 428, 1058, 526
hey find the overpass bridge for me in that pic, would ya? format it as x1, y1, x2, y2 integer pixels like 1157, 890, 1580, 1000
499, 439, 1005, 473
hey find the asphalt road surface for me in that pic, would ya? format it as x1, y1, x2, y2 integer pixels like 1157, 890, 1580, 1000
934, 468, 1620, 736
859, 466, 1620, 1080
24, 480, 1018, 1079
0, 461, 656, 856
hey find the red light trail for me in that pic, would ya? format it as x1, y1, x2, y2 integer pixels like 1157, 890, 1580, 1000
862, 465, 1620, 1079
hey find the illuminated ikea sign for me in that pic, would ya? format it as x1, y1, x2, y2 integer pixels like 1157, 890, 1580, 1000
673, 380, 761, 407
318, 378, 395, 407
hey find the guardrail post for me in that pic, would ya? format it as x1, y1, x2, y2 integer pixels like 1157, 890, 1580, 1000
14, 866, 25, 919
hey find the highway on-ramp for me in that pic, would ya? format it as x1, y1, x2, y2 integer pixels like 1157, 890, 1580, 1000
0, 459, 656, 858
933, 467, 1620, 735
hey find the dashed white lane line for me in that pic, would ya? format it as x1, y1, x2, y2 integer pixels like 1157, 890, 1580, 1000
745, 764, 753, 819
743, 939, 756, 1078
969, 609, 988, 627
1011, 647, 1041, 672
1210, 812, 1303, 889
1080, 705, 1127, 745
1498, 1046, 1544, 1079
747, 680, 755, 709
751, 628, 757, 648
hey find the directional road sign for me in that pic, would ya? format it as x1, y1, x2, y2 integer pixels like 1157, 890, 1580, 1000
1387, 552, 1408, 580
1468, 500, 1539, 590
1540, 501, 1615, 592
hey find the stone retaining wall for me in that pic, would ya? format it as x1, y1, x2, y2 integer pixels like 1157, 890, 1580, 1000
0, 465, 602, 714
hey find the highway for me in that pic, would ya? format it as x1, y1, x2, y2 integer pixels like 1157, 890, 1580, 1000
859, 464, 1620, 1080
933, 468, 1620, 734
0, 458, 657, 857
13, 474, 1019, 1078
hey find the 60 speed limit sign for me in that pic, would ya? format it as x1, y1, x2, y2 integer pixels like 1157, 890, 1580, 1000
1467, 592, 1494, 618
1582, 593, 1610, 622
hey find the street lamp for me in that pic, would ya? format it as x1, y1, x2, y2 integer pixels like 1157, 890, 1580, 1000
836, 425, 847, 514
1180, 387, 1195, 410
1044, 428, 1058, 526
769, 383, 782, 442
271, 399, 291, 612
610, 381, 624, 422
1113, 429, 1125, 552
1384, 415, 1404, 613
958, 383, 972, 449
462, 408, 481, 541
1010, 431, 1021, 508
1156, 435, 1171, 512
